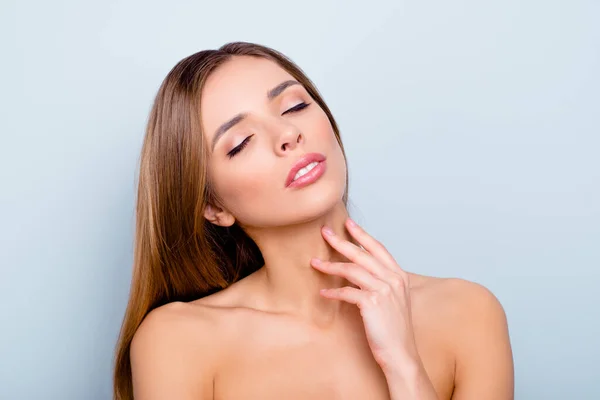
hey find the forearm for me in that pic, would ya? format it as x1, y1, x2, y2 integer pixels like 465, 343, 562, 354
383, 361, 439, 400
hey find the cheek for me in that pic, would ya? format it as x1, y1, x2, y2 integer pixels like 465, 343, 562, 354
312, 112, 337, 143
212, 161, 275, 212
313, 114, 345, 167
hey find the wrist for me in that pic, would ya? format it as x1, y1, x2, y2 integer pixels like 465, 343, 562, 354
382, 359, 420, 388
382, 359, 438, 400
378, 350, 420, 378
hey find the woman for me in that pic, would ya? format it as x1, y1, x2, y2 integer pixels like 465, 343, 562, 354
113, 41, 514, 400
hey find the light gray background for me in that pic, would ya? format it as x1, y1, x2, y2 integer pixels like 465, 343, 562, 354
1, 0, 598, 399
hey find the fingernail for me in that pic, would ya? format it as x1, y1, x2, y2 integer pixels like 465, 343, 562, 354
311, 258, 322, 266
322, 226, 334, 236
347, 218, 357, 227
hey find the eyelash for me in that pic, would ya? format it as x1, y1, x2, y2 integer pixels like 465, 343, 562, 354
226, 101, 311, 158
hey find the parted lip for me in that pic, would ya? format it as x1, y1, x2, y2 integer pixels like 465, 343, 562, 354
285, 152, 326, 187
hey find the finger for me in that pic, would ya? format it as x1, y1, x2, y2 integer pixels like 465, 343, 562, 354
345, 218, 404, 272
311, 259, 384, 291
321, 226, 391, 279
320, 286, 365, 306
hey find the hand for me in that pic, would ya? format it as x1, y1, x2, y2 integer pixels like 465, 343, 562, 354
310, 218, 421, 376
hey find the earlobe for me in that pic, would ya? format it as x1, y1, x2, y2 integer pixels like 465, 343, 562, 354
203, 203, 236, 227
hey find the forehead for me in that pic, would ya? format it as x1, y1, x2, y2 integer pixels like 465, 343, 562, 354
200, 56, 296, 135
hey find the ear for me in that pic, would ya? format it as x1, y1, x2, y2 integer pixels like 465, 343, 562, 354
203, 203, 236, 227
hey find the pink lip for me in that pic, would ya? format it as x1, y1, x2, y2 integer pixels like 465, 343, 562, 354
285, 152, 327, 188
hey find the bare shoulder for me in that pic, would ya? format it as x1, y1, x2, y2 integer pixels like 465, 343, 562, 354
130, 301, 225, 399
131, 274, 259, 358
132, 300, 223, 351
409, 273, 514, 399
408, 273, 508, 323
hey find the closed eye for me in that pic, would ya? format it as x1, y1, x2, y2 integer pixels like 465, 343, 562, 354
226, 102, 311, 159
227, 134, 253, 158
282, 102, 310, 115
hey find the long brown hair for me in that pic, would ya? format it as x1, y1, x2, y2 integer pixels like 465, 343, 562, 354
112, 41, 350, 399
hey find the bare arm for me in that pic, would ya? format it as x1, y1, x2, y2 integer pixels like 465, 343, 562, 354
383, 360, 440, 400
450, 280, 514, 400
130, 303, 215, 400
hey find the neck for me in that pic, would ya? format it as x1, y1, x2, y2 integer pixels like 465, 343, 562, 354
244, 201, 359, 326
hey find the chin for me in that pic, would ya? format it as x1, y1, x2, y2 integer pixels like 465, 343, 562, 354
238, 180, 345, 229
234, 157, 348, 228
282, 179, 346, 225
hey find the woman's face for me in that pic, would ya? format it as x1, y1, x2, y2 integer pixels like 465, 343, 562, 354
201, 56, 347, 228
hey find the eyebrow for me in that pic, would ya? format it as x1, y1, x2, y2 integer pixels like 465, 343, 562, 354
211, 80, 301, 151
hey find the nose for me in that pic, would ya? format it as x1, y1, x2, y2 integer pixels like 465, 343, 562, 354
275, 123, 303, 155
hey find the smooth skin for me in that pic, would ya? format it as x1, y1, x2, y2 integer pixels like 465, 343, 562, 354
312, 219, 439, 399
130, 56, 514, 399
